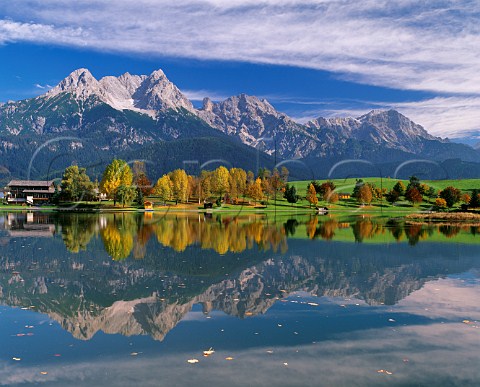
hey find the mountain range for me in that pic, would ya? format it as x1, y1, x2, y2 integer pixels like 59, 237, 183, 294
1, 68, 479, 181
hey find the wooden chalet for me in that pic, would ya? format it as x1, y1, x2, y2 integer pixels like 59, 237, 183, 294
4, 180, 56, 205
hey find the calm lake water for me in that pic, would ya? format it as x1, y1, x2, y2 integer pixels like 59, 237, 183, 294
0, 211, 479, 386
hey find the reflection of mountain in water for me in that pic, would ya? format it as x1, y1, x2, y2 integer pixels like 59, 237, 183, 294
0, 216, 478, 341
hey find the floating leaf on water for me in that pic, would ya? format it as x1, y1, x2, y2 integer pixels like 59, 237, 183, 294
40, 372, 48, 375
203, 348, 215, 356
377, 369, 393, 375
225, 357, 234, 361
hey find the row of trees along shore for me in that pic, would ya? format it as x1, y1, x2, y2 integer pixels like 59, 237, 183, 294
56, 160, 479, 210
304, 176, 480, 210
56, 160, 291, 207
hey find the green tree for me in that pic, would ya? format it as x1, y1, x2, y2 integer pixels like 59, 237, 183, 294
154, 175, 173, 205
51, 184, 61, 204
469, 189, 480, 208
426, 186, 437, 202
115, 185, 137, 207
283, 184, 298, 206
406, 176, 421, 192
134, 187, 144, 206
392, 181, 406, 196
61, 165, 95, 201
352, 179, 364, 199
386, 189, 400, 204
100, 159, 133, 205
439, 186, 461, 208
258, 167, 271, 180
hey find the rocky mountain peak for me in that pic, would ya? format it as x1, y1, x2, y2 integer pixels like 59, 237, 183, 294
132, 69, 195, 113
202, 97, 214, 112
149, 69, 166, 80
46, 68, 101, 100
358, 109, 438, 141
43, 67, 194, 115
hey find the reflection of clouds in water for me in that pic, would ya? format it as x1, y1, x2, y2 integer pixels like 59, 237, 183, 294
1, 276, 479, 386
396, 272, 480, 320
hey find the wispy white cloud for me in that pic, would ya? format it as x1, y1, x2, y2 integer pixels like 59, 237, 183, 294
1, 1, 480, 137
1, 1, 479, 94
290, 96, 480, 138
182, 89, 230, 102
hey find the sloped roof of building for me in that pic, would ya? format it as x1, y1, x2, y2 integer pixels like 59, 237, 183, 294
7, 180, 55, 187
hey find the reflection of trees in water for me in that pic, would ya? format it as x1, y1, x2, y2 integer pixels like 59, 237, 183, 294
154, 217, 286, 254
60, 214, 98, 253
54, 213, 479, 258
100, 214, 135, 260
351, 218, 384, 242
283, 219, 299, 237
438, 225, 461, 238
315, 219, 339, 240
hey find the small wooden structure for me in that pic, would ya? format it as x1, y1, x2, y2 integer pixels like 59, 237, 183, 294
338, 192, 351, 200
316, 206, 329, 215
144, 201, 153, 211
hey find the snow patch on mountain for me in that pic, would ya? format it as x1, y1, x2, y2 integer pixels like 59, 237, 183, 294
45, 68, 194, 117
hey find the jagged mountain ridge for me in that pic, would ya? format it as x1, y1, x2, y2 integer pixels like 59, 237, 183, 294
1, 233, 478, 342
46, 68, 195, 115
0, 67, 479, 181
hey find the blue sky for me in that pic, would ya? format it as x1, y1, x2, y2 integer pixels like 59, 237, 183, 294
1, 0, 479, 141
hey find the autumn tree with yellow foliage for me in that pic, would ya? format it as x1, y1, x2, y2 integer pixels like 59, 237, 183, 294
306, 183, 318, 208
100, 159, 133, 205
153, 174, 173, 205
170, 169, 189, 204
